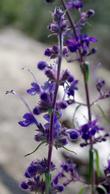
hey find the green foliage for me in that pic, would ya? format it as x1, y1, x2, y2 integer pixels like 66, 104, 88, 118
0, 0, 110, 43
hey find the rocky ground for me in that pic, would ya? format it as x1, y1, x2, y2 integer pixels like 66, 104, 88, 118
0, 28, 110, 194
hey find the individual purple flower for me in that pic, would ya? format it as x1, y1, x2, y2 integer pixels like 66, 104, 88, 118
67, 129, 80, 140
37, 61, 48, 70
67, 79, 78, 96
33, 81, 56, 115
80, 34, 97, 47
24, 161, 39, 178
44, 46, 58, 58
45, 68, 55, 80
80, 120, 104, 141
20, 181, 28, 190
27, 82, 40, 95
57, 101, 68, 109
40, 92, 49, 102
96, 79, 106, 94
66, 38, 80, 52
44, 47, 52, 57
96, 79, 110, 99
66, 0, 83, 10
18, 113, 38, 127
61, 69, 75, 83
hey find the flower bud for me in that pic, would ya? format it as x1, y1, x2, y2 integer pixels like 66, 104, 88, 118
87, 9, 95, 17
37, 61, 47, 70
49, 23, 59, 33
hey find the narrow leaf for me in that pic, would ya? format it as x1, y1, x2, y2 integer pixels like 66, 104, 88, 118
94, 148, 101, 177
45, 172, 51, 194
97, 185, 107, 194
24, 141, 46, 157
78, 186, 89, 194
85, 62, 90, 82
73, 104, 82, 122
88, 149, 94, 181
62, 146, 77, 155
78, 187, 85, 194
97, 104, 110, 123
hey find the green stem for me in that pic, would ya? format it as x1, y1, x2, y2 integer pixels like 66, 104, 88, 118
60, 1, 95, 193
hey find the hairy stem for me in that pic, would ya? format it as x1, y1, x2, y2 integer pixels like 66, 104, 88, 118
47, 32, 63, 192
60, 1, 95, 193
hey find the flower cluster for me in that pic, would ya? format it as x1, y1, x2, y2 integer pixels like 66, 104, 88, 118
12, 0, 110, 194
52, 162, 79, 192
49, 8, 68, 35
21, 160, 79, 194
20, 159, 55, 193
79, 120, 110, 147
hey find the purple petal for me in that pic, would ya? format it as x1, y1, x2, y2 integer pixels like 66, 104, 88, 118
18, 113, 37, 127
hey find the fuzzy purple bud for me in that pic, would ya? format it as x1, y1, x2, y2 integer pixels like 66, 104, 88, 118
40, 92, 49, 101
44, 48, 52, 57
37, 61, 47, 70
20, 181, 28, 190
68, 130, 79, 140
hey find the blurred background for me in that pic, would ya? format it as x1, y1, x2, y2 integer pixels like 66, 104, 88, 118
0, 0, 110, 194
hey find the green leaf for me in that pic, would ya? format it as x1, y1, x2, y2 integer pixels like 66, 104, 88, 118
24, 141, 46, 157
78, 185, 90, 194
97, 185, 107, 194
93, 148, 101, 177
78, 187, 85, 194
62, 146, 77, 155
85, 62, 90, 82
73, 104, 82, 122
45, 172, 51, 194
88, 149, 94, 181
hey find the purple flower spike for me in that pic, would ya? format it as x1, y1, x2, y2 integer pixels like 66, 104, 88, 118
18, 113, 37, 127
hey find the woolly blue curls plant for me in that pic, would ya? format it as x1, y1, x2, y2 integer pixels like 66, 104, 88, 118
6, 0, 110, 194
